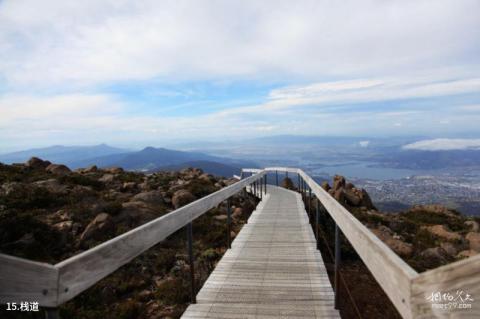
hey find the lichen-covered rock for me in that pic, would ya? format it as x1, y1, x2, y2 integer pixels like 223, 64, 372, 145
172, 190, 196, 209
79, 213, 113, 243
422, 225, 462, 241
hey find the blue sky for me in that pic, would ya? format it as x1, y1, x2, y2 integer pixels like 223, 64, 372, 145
0, 0, 480, 152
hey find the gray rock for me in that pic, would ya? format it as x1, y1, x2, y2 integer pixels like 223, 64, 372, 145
172, 190, 196, 209
132, 190, 164, 206
46, 164, 71, 175
26, 157, 51, 169
79, 213, 113, 242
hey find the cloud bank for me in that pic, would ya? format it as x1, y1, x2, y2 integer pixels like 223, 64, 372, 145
403, 139, 480, 151
0, 0, 479, 150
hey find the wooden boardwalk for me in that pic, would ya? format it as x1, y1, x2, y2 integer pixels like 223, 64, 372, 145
182, 186, 340, 318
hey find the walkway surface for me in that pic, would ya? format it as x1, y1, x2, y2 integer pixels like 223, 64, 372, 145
182, 186, 340, 318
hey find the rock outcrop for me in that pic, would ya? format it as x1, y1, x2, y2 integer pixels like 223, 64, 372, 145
323, 174, 479, 272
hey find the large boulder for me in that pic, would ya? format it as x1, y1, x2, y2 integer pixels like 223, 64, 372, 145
466, 232, 480, 252
465, 220, 479, 232
358, 189, 375, 210
440, 242, 459, 257
26, 157, 51, 169
172, 190, 196, 209
132, 190, 164, 206
79, 213, 113, 243
333, 188, 345, 203
333, 175, 345, 191
116, 201, 159, 226
371, 225, 413, 257
344, 189, 361, 206
423, 225, 462, 241
99, 174, 115, 183
420, 247, 451, 264
46, 164, 71, 175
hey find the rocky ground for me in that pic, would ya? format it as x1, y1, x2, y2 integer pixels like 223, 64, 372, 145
0, 158, 258, 319
313, 175, 480, 319
320, 175, 480, 272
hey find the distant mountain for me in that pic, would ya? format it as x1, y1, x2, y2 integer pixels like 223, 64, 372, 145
0, 145, 257, 177
70, 147, 258, 176
0, 144, 128, 166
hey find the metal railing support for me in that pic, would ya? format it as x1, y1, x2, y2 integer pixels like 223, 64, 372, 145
260, 179, 263, 199
187, 222, 196, 304
227, 199, 231, 249
334, 224, 341, 309
308, 187, 312, 217
316, 198, 320, 250
276, 170, 278, 186
264, 174, 267, 194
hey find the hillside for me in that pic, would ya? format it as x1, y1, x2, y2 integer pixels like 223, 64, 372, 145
0, 158, 258, 318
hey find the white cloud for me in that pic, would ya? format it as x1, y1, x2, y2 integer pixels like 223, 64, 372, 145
0, 0, 479, 88
403, 139, 480, 151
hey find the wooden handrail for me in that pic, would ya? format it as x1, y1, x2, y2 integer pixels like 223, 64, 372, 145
250, 167, 480, 319
0, 171, 266, 307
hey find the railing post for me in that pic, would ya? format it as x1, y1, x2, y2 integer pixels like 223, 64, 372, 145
187, 222, 196, 304
276, 170, 278, 186
253, 181, 256, 197
227, 199, 231, 249
297, 173, 300, 192
259, 179, 263, 199
308, 187, 312, 218
45, 308, 60, 319
264, 174, 267, 194
315, 198, 320, 250
334, 224, 341, 309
